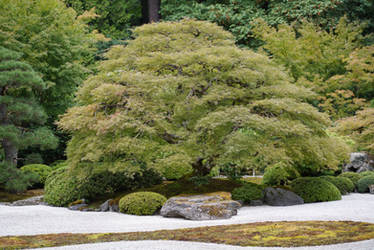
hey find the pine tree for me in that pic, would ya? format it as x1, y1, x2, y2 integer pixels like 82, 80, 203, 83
59, 20, 350, 179
0, 46, 57, 167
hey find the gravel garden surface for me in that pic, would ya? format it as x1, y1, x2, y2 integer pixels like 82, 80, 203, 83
1, 193, 373, 249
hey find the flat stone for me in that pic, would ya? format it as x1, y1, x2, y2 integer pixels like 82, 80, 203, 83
9, 196, 46, 206
264, 187, 304, 206
160, 195, 241, 220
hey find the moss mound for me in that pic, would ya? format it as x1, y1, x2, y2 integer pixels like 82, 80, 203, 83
357, 176, 374, 193
339, 172, 361, 188
119, 192, 167, 215
231, 183, 264, 203
291, 177, 341, 203
319, 176, 354, 195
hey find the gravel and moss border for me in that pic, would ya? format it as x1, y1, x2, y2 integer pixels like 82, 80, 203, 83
1, 221, 374, 249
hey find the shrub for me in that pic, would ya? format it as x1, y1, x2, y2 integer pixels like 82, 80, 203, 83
119, 192, 167, 215
357, 176, 374, 193
0, 162, 39, 193
231, 183, 264, 204
319, 176, 354, 195
20, 164, 52, 186
339, 172, 361, 188
44, 165, 162, 207
291, 177, 341, 203
359, 171, 374, 178
154, 154, 193, 180
263, 163, 300, 186
24, 153, 43, 165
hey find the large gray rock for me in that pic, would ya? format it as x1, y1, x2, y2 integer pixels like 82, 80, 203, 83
99, 199, 119, 212
9, 195, 46, 206
264, 187, 304, 206
160, 195, 241, 220
344, 152, 374, 173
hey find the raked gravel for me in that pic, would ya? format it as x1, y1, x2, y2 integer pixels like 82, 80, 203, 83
1, 193, 374, 249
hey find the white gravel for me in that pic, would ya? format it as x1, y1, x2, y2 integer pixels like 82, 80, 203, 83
1, 193, 374, 249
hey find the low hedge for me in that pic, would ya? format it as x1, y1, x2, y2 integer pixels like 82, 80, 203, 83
338, 172, 361, 188
357, 176, 374, 193
20, 164, 52, 187
319, 176, 354, 195
119, 192, 167, 215
291, 177, 341, 203
231, 182, 264, 203
44, 165, 162, 207
359, 171, 374, 178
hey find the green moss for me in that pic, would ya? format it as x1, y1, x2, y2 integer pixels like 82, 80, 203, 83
291, 177, 341, 203
119, 192, 167, 215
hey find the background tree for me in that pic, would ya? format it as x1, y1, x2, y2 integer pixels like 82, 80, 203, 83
0, 0, 97, 164
0, 47, 57, 192
141, 0, 161, 23
58, 20, 350, 181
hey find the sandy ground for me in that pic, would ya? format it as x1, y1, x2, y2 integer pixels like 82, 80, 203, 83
1, 193, 374, 249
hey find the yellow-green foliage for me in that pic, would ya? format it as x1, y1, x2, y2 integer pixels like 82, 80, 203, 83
20, 164, 51, 185
252, 18, 369, 119
119, 192, 167, 215
263, 162, 300, 186
335, 108, 374, 154
58, 20, 350, 179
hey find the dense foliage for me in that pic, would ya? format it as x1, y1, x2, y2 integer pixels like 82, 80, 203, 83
291, 177, 341, 203
339, 172, 361, 188
0, 0, 97, 164
161, 0, 374, 48
0, 162, 38, 193
359, 171, 374, 178
44, 165, 162, 206
357, 175, 374, 193
20, 164, 52, 186
231, 182, 264, 204
119, 191, 167, 215
319, 176, 354, 194
58, 20, 349, 180
262, 162, 300, 186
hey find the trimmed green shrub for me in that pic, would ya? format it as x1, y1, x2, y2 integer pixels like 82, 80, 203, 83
21, 164, 52, 186
44, 165, 162, 207
231, 183, 264, 204
154, 154, 193, 180
359, 171, 374, 178
339, 172, 361, 188
263, 163, 300, 186
119, 192, 167, 215
319, 176, 354, 195
0, 162, 39, 193
357, 176, 374, 193
291, 177, 341, 203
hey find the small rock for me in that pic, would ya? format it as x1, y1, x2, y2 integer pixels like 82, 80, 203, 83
369, 185, 374, 194
100, 199, 110, 212
68, 199, 88, 211
160, 195, 241, 220
264, 187, 304, 206
10, 196, 46, 206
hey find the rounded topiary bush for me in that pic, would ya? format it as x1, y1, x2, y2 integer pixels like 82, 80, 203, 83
231, 183, 264, 203
119, 192, 167, 215
339, 172, 361, 188
357, 176, 374, 193
263, 163, 300, 186
20, 164, 52, 186
359, 171, 374, 178
291, 177, 341, 203
319, 176, 354, 195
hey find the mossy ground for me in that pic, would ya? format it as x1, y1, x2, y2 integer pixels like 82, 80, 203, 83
0, 189, 44, 202
1, 221, 374, 249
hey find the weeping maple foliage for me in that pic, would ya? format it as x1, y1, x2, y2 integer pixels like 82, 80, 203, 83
58, 20, 349, 178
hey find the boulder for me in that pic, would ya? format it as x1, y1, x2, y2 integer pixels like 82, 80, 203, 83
68, 199, 88, 211
160, 195, 241, 220
344, 152, 374, 173
99, 199, 119, 212
264, 187, 304, 206
369, 185, 374, 194
8, 195, 46, 206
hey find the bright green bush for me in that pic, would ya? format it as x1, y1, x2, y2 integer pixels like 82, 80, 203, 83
21, 164, 52, 186
154, 154, 193, 180
263, 163, 300, 186
231, 183, 264, 204
44, 165, 162, 207
359, 171, 374, 178
339, 172, 361, 188
357, 176, 374, 193
319, 176, 354, 195
291, 177, 341, 203
119, 192, 167, 215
